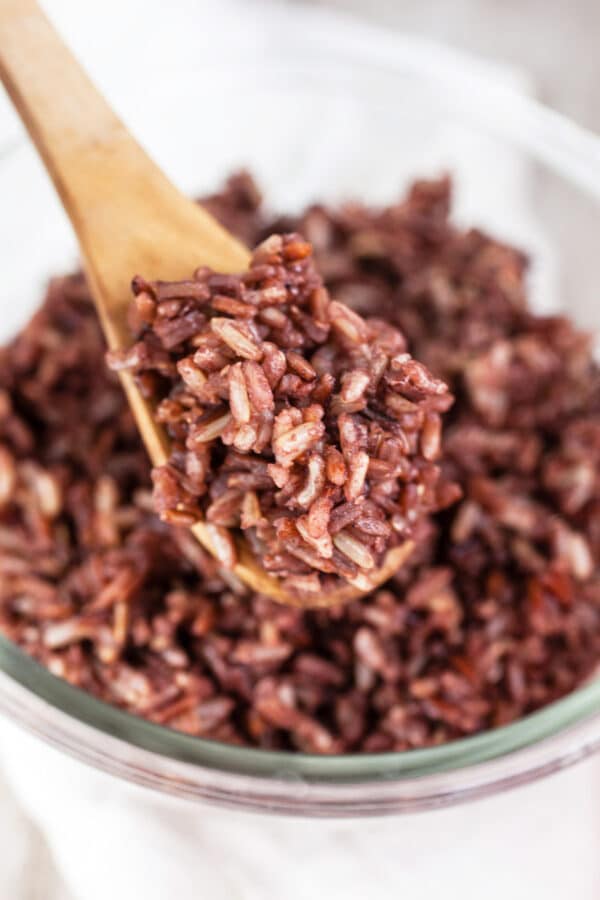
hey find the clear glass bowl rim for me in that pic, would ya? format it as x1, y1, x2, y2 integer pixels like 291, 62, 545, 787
3, 7, 600, 811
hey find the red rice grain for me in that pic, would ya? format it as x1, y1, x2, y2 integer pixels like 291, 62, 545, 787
108, 232, 455, 595
1, 172, 600, 752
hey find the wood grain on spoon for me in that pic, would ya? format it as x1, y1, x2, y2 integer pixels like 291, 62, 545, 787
0, 0, 414, 607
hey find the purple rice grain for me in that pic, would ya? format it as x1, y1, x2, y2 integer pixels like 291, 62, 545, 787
1, 172, 600, 753
108, 233, 455, 595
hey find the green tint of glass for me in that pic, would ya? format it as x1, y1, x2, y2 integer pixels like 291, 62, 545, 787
2, 635, 600, 782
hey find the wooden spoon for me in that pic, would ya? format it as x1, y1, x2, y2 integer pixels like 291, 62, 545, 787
0, 0, 414, 607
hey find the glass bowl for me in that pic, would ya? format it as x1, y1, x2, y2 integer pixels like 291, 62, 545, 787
2, 3, 600, 897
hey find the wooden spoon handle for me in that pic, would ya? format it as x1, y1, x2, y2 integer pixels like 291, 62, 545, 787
0, 0, 249, 349
0, 0, 130, 231
0, 1, 413, 608
0, 0, 248, 467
